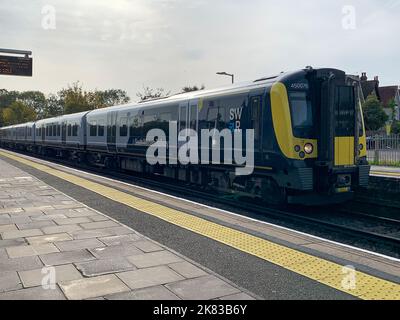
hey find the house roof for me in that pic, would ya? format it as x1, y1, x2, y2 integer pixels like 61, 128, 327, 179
379, 86, 399, 107
361, 79, 380, 100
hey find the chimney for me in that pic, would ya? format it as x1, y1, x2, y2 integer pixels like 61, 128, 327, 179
361, 72, 367, 81
374, 76, 379, 82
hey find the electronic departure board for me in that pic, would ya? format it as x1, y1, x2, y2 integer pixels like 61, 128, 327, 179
0, 55, 32, 77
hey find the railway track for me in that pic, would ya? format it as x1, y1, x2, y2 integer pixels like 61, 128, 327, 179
2, 147, 400, 258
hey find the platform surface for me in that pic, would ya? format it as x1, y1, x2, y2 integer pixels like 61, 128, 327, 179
371, 165, 400, 178
0, 158, 254, 300
0, 149, 399, 300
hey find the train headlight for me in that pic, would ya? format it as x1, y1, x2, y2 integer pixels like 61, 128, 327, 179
304, 143, 314, 155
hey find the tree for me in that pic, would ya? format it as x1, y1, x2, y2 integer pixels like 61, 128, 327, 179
362, 94, 388, 131
86, 89, 130, 109
136, 86, 170, 102
58, 82, 90, 115
1, 101, 37, 126
392, 121, 400, 135
42, 94, 63, 118
181, 85, 205, 93
18, 91, 46, 119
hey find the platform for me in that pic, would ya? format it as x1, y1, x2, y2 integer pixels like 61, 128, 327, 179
371, 166, 400, 179
0, 158, 254, 300
0, 149, 399, 300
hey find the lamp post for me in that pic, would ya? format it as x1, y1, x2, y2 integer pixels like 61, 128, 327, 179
216, 72, 234, 84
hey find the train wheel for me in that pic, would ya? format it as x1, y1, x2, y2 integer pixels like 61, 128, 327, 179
261, 178, 287, 205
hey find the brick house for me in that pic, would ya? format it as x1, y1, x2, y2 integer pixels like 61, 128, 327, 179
379, 86, 400, 121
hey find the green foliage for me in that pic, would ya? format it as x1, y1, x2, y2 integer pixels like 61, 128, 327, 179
392, 121, 400, 135
362, 95, 389, 131
0, 84, 131, 126
1, 101, 37, 126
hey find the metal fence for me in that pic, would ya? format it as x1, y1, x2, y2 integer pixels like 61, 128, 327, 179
366, 135, 400, 165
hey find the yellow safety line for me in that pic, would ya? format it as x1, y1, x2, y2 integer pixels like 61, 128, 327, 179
371, 171, 400, 177
0, 150, 399, 300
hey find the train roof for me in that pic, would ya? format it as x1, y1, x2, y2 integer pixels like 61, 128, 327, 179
87, 70, 296, 116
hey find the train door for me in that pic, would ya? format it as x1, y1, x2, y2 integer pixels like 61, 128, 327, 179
188, 99, 199, 133
249, 95, 262, 161
334, 86, 356, 166
107, 111, 117, 153
61, 122, 66, 145
178, 102, 189, 149
41, 125, 45, 143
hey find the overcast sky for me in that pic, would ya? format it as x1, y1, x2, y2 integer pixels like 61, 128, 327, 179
0, 0, 399, 100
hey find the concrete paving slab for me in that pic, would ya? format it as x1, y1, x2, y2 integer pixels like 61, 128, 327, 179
40, 249, 96, 266
0, 271, 22, 293
59, 274, 130, 300
166, 275, 240, 300
53, 217, 92, 225
117, 266, 184, 290
1, 228, 43, 240
0, 224, 18, 233
75, 258, 136, 277
90, 245, 143, 259
168, 261, 208, 279
19, 264, 83, 288
127, 251, 183, 269
80, 221, 120, 230
16, 220, 56, 230
41, 224, 83, 235
0, 238, 26, 249
6, 243, 59, 258
0, 285, 66, 300
98, 234, 143, 246
106, 285, 180, 300
0, 255, 43, 272
132, 240, 163, 253
27, 233, 73, 245
54, 238, 104, 252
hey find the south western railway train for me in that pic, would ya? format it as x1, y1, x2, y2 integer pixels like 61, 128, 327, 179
0, 67, 370, 205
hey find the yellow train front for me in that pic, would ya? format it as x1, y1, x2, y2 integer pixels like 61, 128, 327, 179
257, 67, 370, 205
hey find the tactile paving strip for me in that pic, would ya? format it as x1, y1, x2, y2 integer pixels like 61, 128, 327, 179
1, 150, 399, 300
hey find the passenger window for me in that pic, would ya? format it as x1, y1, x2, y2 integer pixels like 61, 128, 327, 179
120, 117, 128, 137
57, 125, 61, 136
72, 124, 78, 137
67, 124, 72, 136
98, 120, 105, 137
90, 121, 97, 137
53, 125, 56, 136
190, 105, 197, 131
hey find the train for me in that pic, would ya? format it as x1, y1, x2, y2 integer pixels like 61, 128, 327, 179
0, 67, 370, 205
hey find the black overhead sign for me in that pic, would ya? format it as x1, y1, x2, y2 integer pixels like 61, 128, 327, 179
0, 55, 33, 77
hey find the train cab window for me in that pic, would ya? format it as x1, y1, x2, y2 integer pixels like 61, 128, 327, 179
67, 124, 72, 136
90, 121, 97, 137
98, 121, 105, 137
119, 117, 128, 137
289, 91, 314, 138
72, 124, 78, 137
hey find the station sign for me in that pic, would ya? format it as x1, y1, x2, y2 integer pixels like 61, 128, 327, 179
0, 55, 33, 77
